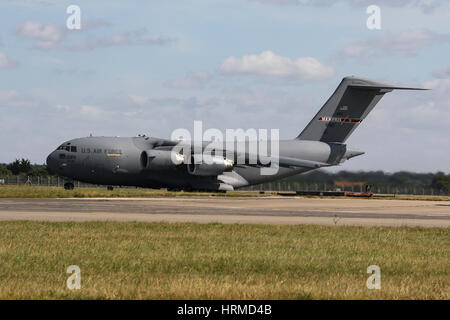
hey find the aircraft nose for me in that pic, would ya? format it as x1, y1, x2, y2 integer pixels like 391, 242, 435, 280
46, 152, 57, 174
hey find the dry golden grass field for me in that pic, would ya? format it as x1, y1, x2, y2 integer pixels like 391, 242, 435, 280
0, 221, 448, 299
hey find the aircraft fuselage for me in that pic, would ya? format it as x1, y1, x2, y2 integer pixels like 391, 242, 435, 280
46, 136, 342, 190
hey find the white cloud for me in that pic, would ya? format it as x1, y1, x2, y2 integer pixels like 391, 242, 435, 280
52, 67, 95, 77
251, 0, 448, 12
376, 29, 450, 55
129, 94, 149, 106
0, 52, 16, 68
424, 77, 450, 90
219, 51, 334, 80
167, 72, 210, 89
13, 21, 173, 52
14, 20, 65, 49
82, 19, 111, 31
337, 29, 450, 59
65, 28, 175, 51
54, 103, 108, 118
5, 0, 57, 7
0, 90, 38, 108
432, 65, 450, 79
338, 44, 366, 58
79, 105, 104, 118
409, 100, 450, 128
55, 104, 71, 112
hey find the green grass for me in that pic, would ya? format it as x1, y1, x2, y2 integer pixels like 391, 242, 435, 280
373, 194, 450, 201
0, 221, 448, 299
0, 185, 271, 198
0, 185, 449, 200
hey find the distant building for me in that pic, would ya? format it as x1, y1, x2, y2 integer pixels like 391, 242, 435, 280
333, 180, 369, 191
333, 180, 366, 188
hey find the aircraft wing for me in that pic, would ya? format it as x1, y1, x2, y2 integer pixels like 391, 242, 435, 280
153, 141, 330, 169
235, 153, 330, 169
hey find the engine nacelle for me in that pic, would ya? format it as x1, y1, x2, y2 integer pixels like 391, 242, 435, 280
140, 150, 184, 170
187, 155, 233, 176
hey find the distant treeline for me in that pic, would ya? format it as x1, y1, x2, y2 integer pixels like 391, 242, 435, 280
285, 170, 450, 192
0, 159, 49, 177
0, 159, 449, 192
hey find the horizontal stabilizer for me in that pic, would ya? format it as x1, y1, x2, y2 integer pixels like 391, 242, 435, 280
349, 84, 428, 91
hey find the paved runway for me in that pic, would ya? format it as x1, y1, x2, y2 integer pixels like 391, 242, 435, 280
0, 197, 449, 227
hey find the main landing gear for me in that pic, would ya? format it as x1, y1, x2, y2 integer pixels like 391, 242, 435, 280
107, 186, 114, 191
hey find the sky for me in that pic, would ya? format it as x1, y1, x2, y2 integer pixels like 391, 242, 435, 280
0, 0, 449, 173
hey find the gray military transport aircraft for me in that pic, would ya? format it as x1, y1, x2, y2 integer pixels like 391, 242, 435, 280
46, 76, 425, 191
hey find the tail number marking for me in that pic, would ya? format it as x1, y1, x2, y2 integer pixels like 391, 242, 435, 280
318, 117, 362, 123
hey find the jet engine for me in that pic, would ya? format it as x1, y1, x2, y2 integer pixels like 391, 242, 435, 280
140, 150, 184, 170
187, 155, 233, 176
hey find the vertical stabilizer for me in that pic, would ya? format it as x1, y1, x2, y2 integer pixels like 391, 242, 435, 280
297, 76, 426, 143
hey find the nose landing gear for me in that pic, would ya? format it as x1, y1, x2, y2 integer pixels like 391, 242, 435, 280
64, 182, 75, 190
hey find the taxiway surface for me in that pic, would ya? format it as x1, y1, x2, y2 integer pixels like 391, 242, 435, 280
0, 197, 449, 227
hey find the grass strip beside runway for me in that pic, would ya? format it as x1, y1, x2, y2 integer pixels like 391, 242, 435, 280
0, 186, 449, 200
0, 221, 448, 299
0, 186, 266, 198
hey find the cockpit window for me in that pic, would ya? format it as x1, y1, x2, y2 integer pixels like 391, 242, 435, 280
56, 145, 77, 152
